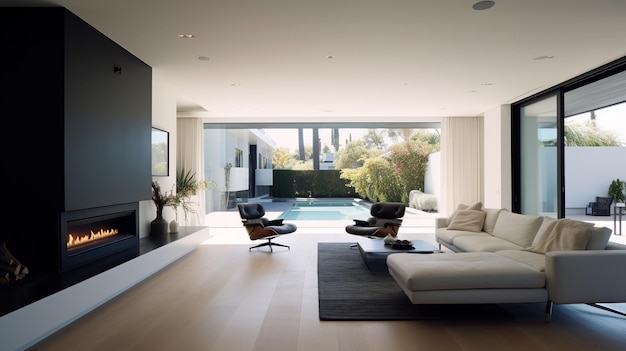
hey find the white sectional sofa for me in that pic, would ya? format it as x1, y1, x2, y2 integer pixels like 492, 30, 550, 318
386, 202, 626, 321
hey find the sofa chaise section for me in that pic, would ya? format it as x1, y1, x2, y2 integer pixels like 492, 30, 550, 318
387, 252, 547, 305
387, 203, 626, 321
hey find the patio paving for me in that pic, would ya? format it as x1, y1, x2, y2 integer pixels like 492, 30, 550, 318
204, 198, 625, 245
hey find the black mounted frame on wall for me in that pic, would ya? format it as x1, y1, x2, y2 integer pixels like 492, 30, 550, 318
151, 127, 169, 176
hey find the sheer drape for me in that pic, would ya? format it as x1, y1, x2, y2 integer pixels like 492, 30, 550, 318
440, 117, 484, 216
176, 118, 206, 225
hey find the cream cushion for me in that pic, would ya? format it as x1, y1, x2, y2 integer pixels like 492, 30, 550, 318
492, 211, 543, 248
530, 216, 558, 248
446, 202, 482, 226
453, 235, 525, 252
531, 217, 611, 251
528, 219, 592, 254
496, 249, 546, 272
482, 208, 506, 234
435, 228, 490, 244
387, 252, 545, 291
446, 210, 487, 232
585, 226, 613, 250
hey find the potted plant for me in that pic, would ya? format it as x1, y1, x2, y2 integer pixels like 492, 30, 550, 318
151, 180, 176, 236
171, 168, 209, 229
608, 178, 626, 204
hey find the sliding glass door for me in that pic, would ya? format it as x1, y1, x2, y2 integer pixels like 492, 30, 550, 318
513, 56, 625, 218
519, 95, 558, 217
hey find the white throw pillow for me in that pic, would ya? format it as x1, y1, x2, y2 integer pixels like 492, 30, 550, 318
527, 219, 592, 254
446, 210, 487, 232
585, 226, 612, 250
482, 208, 506, 234
446, 202, 482, 226
492, 211, 543, 248
530, 216, 558, 248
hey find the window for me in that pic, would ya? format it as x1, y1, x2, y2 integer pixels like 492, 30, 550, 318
235, 148, 243, 167
259, 154, 268, 169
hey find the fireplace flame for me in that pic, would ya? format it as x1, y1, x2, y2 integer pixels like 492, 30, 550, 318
67, 228, 119, 249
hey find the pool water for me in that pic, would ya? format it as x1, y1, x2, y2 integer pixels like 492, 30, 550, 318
279, 201, 371, 220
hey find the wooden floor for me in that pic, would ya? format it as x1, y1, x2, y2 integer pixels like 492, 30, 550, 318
29, 212, 626, 351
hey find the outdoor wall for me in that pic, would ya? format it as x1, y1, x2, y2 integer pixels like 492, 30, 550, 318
256, 169, 273, 185
424, 152, 440, 200
565, 146, 626, 213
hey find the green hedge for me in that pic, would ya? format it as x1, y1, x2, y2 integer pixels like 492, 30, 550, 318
272, 170, 357, 198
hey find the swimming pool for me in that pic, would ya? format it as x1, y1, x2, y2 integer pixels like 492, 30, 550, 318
279, 200, 371, 221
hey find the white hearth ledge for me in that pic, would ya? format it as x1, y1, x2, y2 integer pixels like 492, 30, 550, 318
0, 228, 210, 351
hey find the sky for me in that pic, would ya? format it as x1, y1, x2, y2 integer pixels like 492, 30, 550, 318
264, 128, 371, 152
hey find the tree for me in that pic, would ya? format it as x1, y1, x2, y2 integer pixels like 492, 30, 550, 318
298, 127, 305, 160
313, 128, 320, 170
340, 157, 404, 202
363, 129, 386, 149
332, 128, 340, 151
564, 121, 622, 146
389, 138, 438, 194
340, 129, 440, 202
272, 147, 296, 169
411, 129, 440, 145
335, 140, 383, 169
541, 121, 622, 146
387, 128, 414, 143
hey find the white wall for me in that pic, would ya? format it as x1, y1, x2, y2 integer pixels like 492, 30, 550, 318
483, 105, 512, 210
256, 169, 273, 185
203, 129, 252, 211
565, 146, 626, 212
140, 73, 177, 238
424, 152, 440, 199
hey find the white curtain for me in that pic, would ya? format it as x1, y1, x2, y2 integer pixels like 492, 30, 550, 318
440, 117, 484, 216
176, 118, 206, 225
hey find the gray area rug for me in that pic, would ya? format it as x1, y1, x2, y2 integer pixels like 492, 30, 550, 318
317, 242, 514, 321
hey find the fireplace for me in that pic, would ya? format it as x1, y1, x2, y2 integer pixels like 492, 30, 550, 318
60, 203, 139, 272
0, 202, 141, 317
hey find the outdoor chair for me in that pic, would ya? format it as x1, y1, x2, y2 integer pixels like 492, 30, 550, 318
345, 202, 406, 238
586, 196, 613, 216
237, 203, 297, 252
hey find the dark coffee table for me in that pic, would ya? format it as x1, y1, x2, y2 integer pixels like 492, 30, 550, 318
356, 239, 438, 270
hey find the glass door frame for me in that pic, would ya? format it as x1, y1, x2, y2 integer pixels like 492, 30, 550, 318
512, 56, 626, 216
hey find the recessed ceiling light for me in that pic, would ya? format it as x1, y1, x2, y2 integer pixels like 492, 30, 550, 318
178, 34, 195, 38
472, 1, 495, 10
196, 55, 210, 61
326, 55, 335, 59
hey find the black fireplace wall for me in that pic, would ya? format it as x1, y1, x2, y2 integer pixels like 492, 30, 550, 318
1, 7, 152, 273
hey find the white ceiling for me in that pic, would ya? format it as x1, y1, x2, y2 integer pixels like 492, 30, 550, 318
4, 0, 626, 123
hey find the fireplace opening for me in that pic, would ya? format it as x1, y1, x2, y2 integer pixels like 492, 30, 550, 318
66, 211, 134, 253
60, 203, 139, 272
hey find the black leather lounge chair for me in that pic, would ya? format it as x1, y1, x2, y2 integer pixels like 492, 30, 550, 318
345, 202, 406, 238
237, 203, 297, 252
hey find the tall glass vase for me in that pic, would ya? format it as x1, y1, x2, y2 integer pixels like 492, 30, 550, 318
150, 209, 168, 237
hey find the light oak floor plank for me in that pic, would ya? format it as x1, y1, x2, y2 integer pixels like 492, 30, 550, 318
29, 222, 626, 351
